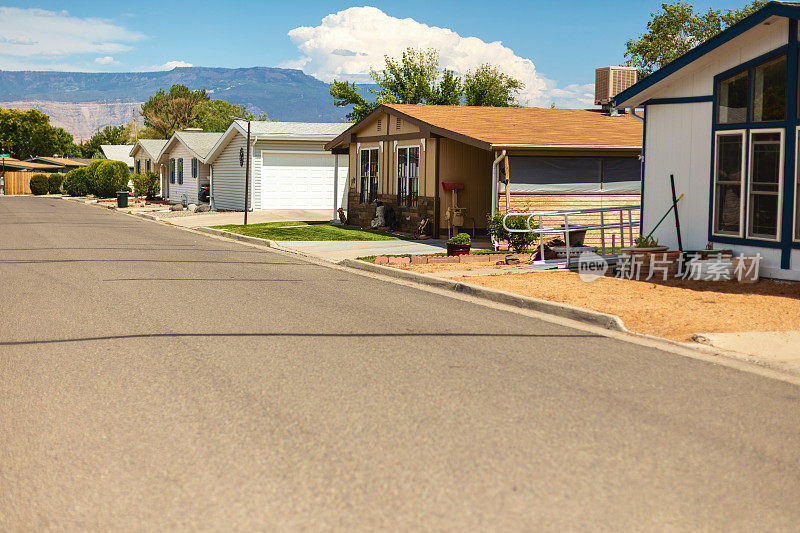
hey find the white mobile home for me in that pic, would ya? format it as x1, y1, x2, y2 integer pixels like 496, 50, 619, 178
129, 139, 167, 190
157, 130, 223, 205
613, 1, 800, 280
204, 121, 349, 212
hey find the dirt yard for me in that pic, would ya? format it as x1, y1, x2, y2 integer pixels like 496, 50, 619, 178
444, 270, 800, 340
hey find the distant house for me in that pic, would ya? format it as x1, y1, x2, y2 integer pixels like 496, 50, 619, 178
325, 104, 642, 236
204, 121, 349, 211
129, 139, 168, 192
612, 1, 800, 280
98, 145, 135, 171
24, 156, 88, 173
157, 129, 223, 205
2, 158, 64, 173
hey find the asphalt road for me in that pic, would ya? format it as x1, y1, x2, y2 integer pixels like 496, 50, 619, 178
2, 196, 800, 531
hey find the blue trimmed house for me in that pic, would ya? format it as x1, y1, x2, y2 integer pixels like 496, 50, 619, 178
613, 1, 800, 280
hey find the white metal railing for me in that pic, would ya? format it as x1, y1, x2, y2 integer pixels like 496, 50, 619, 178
502, 205, 641, 265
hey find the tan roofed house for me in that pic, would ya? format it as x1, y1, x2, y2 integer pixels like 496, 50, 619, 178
325, 104, 643, 238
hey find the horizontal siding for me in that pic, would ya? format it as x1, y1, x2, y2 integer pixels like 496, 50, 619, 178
211, 133, 249, 211
163, 143, 209, 205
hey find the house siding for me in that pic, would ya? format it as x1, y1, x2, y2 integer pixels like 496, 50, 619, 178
211, 133, 249, 211
162, 143, 209, 205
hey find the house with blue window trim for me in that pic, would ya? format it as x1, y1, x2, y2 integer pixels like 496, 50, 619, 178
613, 1, 800, 280
156, 129, 223, 205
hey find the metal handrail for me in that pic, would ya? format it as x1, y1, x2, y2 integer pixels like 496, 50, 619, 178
501, 205, 641, 265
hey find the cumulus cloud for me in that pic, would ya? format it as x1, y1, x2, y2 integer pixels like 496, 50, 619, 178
152, 60, 194, 71
284, 7, 590, 108
94, 56, 119, 65
0, 7, 144, 59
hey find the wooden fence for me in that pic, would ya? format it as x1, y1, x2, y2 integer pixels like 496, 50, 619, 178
2, 172, 33, 195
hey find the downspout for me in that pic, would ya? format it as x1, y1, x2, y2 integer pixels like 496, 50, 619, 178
626, 107, 644, 123
491, 149, 507, 217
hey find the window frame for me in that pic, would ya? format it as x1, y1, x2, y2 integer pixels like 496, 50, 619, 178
397, 144, 421, 209
711, 130, 748, 238
359, 147, 379, 205
169, 158, 175, 184
135, 159, 141, 175
745, 128, 785, 242
191, 157, 198, 179
177, 158, 184, 185
146, 159, 151, 173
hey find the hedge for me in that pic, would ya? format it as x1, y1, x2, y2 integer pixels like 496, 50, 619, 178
47, 173, 63, 194
29, 173, 49, 195
92, 160, 131, 198
62, 168, 91, 196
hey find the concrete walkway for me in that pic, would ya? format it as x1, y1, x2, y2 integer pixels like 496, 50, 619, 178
161, 209, 333, 228
694, 331, 800, 375
275, 239, 451, 262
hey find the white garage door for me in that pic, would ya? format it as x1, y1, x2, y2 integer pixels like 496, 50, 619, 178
261, 152, 348, 210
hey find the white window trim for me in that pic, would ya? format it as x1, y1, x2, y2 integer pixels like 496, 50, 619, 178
745, 128, 784, 242
397, 144, 421, 208
712, 129, 747, 238
359, 147, 380, 203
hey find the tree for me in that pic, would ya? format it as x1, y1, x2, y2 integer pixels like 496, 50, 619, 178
141, 85, 210, 138
625, 1, 768, 77
80, 125, 132, 158
331, 48, 521, 121
0, 108, 80, 160
463, 64, 524, 107
193, 99, 267, 133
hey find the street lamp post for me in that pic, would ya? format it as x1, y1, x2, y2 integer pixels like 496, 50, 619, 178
231, 116, 251, 225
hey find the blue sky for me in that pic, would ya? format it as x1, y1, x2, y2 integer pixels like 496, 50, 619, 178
0, 1, 757, 107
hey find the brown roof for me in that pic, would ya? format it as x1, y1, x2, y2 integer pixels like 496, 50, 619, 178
327, 104, 643, 151
2, 158, 62, 171
29, 156, 87, 166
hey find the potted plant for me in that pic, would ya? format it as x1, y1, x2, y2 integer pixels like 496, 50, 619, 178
623, 235, 681, 278
447, 232, 471, 256
625, 235, 669, 253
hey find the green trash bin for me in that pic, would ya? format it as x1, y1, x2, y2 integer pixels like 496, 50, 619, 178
116, 191, 129, 208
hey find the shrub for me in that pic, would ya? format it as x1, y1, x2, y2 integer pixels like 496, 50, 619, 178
62, 167, 91, 196
486, 212, 537, 253
47, 173, 63, 194
447, 232, 471, 245
29, 173, 49, 195
131, 171, 160, 198
634, 235, 659, 248
92, 160, 131, 198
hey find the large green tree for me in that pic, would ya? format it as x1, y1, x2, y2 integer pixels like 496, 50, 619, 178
625, 1, 767, 77
463, 64, 524, 107
330, 47, 520, 121
0, 108, 80, 160
140, 84, 265, 138
80, 124, 132, 158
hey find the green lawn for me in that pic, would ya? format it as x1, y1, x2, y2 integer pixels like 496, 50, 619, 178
212, 221, 406, 241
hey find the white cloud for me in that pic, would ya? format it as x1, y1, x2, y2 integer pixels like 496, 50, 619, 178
145, 60, 194, 71
284, 7, 591, 108
0, 7, 144, 60
548, 83, 596, 108
94, 56, 118, 65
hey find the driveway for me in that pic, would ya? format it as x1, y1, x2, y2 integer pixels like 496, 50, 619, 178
2, 196, 800, 530
162, 209, 333, 228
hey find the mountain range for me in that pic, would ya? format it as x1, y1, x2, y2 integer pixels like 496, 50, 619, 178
0, 67, 371, 140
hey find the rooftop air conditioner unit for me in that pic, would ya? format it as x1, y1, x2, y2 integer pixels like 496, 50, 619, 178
595, 66, 638, 107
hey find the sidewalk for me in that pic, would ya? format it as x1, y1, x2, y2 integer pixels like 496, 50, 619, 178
158, 209, 332, 228
693, 331, 800, 375
275, 240, 451, 262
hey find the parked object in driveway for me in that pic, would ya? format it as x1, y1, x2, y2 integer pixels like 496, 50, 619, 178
199, 185, 210, 203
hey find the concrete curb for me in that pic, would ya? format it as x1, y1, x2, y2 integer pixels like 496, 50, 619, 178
194, 226, 280, 248
340, 259, 628, 333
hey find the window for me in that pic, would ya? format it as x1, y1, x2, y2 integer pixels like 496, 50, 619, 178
360, 148, 379, 204
178, 158, 184, 185
191, 158, 198, 178
747, 130, 783, 240
717, 71, 748, 124
752, 54, 787, 122
169, 158, 175, 184
377, 118, 382, 132
397, 146, 420, 208
712, 132, 746, 236
145, 159, 151, 173
135, 160, 141, 175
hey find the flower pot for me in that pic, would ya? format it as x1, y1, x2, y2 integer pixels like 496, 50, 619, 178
447, 243, 471, 256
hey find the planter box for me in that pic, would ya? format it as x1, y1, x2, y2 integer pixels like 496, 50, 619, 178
447, 243, 471, 256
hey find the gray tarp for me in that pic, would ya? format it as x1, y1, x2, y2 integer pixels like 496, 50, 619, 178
504, 156, 641, 193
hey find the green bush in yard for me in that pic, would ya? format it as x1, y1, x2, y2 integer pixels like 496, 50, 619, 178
486, 212, 537, 253
92, 160, 130, 198
29, 173, 49, 195
131, 171, 160, 198
447, 232, 471, 245
62, 167, 91, 196
47, 173, 63, 194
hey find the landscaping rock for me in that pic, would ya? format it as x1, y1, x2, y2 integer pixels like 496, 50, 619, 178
187, 203, 198, 212
428, 256, 460, 264
170, 204, 183, 211
388, 256, 411, 265
410, 255, 429, 265
195, 204, 211, 213
374, 256, 389, 265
